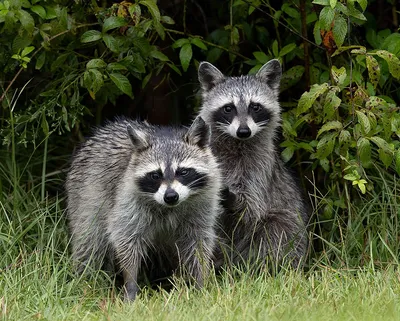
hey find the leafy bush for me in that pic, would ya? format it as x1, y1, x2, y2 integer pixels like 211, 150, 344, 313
1, 0, 399, 266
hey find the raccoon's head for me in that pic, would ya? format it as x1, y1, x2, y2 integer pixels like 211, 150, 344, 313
198, 59, 282, 141
126, 117, 219, 208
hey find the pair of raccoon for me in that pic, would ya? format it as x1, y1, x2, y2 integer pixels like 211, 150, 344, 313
66, 59, 309, 301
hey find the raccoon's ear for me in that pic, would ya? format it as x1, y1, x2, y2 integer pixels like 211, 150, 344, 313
185, 117, 211, 148
126, 125, 150, 151
256, 59, 282, 94
198, 62, 224, 91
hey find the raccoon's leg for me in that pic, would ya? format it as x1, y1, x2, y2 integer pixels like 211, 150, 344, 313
115, 241, 147, 302
256, 209, 308, 267
220, 186, 237, 212
176, 232, 215, 288
69, 207, 109, 274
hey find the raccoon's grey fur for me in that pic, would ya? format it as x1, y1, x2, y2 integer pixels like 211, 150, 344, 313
66, 117, 222, 301
198, 59, 309, 268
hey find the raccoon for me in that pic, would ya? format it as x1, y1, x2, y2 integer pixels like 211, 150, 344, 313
66, 116, 222, 301
197, 59, 309, 268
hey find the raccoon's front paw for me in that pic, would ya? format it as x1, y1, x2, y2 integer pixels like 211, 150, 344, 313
220, 187, 237, 212
123, 282, 139, 302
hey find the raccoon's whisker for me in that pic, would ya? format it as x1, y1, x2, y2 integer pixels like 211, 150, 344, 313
256, 120, 269, 127
186, 177, 207, 188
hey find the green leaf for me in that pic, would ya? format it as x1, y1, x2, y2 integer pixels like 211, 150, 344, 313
110, 73, 133, 98
339, 130, 351, 146
179, 43, 192, 72
161, 15, 175, 24
316, 132, 337, 159
142, 72, 152, 89
281, 147, 295, 163
86, 59, 107, 69
102, 16, 127, 32
167, 63, 182, 76
41, 113, 49, 135
330, 0, 337, 9
332, 16, 347, 48
343, 173, 359, 181
365, 96, 387, 109
231, 26, 239, 45
44, 5, 57, 19
253, 51, 269, 64
356, 111, 371, 134
281, 3, 300, 19
151, 50, 169, 61
191, 38, 207, 50
317, 121, 342, 137
279, 43, 296, 57
324, 87, 341, 119
51, 53, 69, 72
347, 2, 367, 20
248, 64, 262, 75
12, 35, 32, 53
107, 63, 127, 71
35, 51, 45, 70
370, 136, 393, 153
356, 0, 367, 11
21, 46, 35, 57
31, 5, 46, 19
358, 181, 366, 194
89, 69, 104, 93
313, 21, 322, 45
320, 158, 330, 172
378, 149, 394, 168
312, 0, 329, 5
140, 0, 161, 21
103, 34, 120, 52
18, 9, 35, 33
172, 38, 190, 48
280, 66, 305, 92
153, 19, 165, 40
81, 30, 102, 43
357, 137, 372, 168
366, 55, 380, 89
297, 83, 329, 115
375, 50, 400, 80
272, 40, 279, 57
319, 6, 335, 31
331, 66, 346, 86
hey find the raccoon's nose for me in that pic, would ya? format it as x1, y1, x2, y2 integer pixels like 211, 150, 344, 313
237, 126, 251, 138
164, 189, 179, 205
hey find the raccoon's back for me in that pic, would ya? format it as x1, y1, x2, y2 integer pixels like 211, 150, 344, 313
66, 119, 138, 209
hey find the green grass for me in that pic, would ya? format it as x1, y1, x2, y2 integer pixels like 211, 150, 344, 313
1, 177, 400, 321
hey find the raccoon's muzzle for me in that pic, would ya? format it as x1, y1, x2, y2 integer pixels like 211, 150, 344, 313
164, 188, 179, 205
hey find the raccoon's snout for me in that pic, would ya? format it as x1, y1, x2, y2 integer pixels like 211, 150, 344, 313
236, 126, 251, 139
164, 188, 179, 206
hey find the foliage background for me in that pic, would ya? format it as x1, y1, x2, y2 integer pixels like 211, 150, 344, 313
1, 0, 400, 269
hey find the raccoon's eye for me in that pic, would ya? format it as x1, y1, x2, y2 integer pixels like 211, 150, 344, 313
223, 104, 234, 113
250, 102, 262, 112
177, 168, 190, 176
150, 172, 162, 180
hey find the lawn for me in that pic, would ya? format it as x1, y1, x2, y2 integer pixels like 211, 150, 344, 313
1, 190, 399, 321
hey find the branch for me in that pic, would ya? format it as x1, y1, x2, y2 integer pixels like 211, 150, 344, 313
0, 23, 99, 103
300, 0, 310, 89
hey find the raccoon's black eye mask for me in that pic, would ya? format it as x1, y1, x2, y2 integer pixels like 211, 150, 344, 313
213, 104, 236, 125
